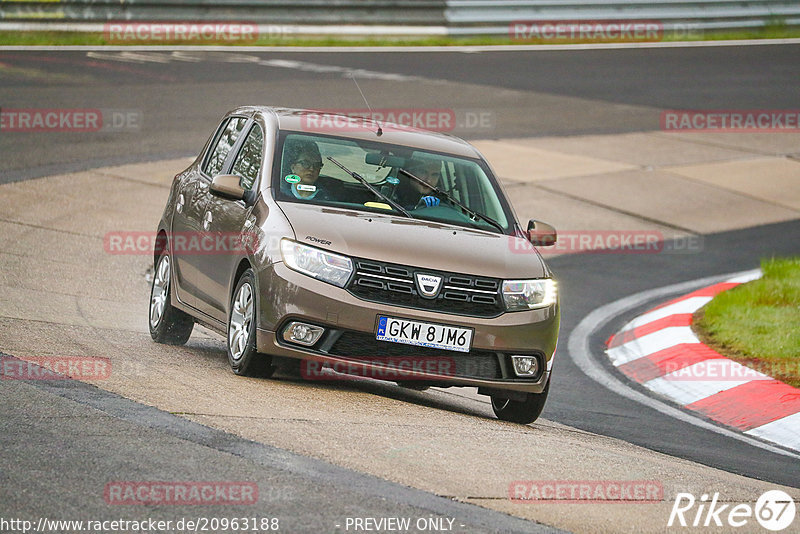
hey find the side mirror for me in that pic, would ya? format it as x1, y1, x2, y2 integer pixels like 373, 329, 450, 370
209, 174, 246, 201
527, 219, 557, 246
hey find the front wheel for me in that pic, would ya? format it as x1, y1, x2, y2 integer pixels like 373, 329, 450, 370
491, 378, 550, 424
149, 252, 194, 345
227, 269, 274, 377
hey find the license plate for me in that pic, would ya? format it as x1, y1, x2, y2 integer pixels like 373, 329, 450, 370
375, 316, 473, 353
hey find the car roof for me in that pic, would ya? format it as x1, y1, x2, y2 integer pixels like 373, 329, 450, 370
230, 106, 483, 159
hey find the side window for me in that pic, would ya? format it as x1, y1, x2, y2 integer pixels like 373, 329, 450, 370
203, 117, 248, 177
230, 124, 263, 191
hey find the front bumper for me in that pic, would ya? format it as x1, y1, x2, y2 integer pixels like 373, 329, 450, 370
255, 262, 559, 394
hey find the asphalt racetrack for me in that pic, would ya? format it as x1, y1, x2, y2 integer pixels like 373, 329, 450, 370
2, 44, 799, 182
0, 44, 798, 533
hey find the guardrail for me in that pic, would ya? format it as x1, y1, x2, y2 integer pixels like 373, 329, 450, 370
1, 0, 798, 35
447, 0, 800, 35
0, 1, 447, 25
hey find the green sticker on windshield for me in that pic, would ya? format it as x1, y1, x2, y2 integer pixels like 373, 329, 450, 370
284, 174, 301, 183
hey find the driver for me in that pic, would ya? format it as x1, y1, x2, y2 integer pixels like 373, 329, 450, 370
394, 158, 446, 209
281, 139, 332, 201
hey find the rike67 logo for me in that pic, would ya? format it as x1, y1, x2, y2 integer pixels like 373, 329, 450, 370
668, 490, 796, 531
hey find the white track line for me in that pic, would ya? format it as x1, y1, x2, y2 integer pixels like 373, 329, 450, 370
567, 268, 800, 460
644, 375, 753, 406
607, 327, 699, 366
746, 412, 800, 449
727, 270, 765, 284
622, 296, 712, 330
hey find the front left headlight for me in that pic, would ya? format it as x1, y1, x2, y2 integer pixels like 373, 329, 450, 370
280, 239, 353, 288
502, 278, 557, 311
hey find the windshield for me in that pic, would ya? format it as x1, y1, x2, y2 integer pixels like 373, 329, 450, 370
273, 132, 512, 234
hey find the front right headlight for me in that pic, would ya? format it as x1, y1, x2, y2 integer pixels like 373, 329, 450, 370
280, 239, 353, 288
502, 279, 557, 311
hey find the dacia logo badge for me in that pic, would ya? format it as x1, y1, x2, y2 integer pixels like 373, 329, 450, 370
415, 273, 442, 299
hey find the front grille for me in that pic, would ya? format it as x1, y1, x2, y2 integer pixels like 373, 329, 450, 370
328, 332, 502, 379
347, 258, 504, 317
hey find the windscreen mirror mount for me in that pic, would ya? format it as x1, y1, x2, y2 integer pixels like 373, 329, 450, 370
365, 152, 406, 168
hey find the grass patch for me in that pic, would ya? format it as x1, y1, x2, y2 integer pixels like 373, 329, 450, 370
694, 257, 800, 388
1, 26, 800, 47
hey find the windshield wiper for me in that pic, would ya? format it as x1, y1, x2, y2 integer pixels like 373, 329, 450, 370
327, 157, 413, 219
398, 168, 505, 234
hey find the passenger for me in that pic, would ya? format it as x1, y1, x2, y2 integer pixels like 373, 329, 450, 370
281, 139, 332, 201
394, 158, 445, 209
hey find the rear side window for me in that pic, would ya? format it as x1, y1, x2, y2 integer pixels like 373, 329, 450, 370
230, 124, 263, 191
203, 117, 248, 176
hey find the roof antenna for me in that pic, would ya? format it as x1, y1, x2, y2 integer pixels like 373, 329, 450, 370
350, 72, 382, 137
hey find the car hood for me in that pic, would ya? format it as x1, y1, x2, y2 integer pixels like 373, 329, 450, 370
277, 202, 548, 279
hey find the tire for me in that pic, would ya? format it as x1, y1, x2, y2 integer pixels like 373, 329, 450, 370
491, 378, 550, 424
149, 251, 194, 345
227, 269, 275, 377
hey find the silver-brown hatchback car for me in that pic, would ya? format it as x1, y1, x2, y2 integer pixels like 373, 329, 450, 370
149, 107, 559, 423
